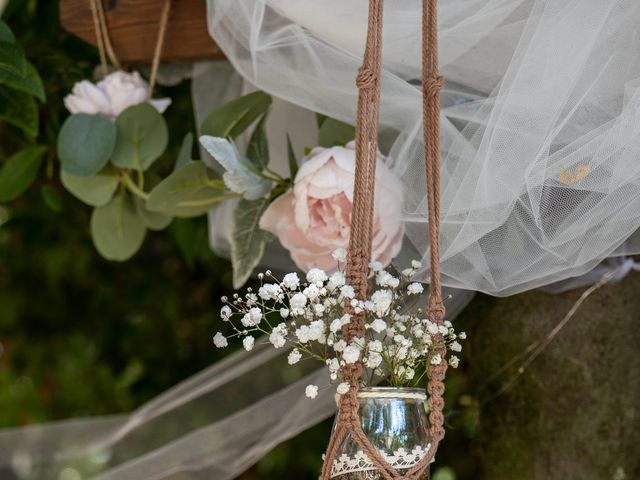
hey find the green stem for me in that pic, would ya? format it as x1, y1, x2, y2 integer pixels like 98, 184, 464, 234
121, 171, 149, 200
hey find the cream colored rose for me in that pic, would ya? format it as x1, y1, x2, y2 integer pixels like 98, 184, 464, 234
63, 71, 171, 118
260, 141, 404, 272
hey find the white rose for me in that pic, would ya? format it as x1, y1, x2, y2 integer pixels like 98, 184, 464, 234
63, 70, 171, 118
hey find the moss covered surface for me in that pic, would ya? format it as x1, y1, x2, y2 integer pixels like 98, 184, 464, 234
458, 273, 640, 480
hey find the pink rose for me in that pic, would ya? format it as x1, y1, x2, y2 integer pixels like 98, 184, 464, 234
260, 141, 404, 272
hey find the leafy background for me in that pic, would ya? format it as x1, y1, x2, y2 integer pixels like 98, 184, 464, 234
0, 1, 478, 479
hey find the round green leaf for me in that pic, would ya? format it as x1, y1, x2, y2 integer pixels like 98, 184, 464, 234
90, 195, 146, 262
58, 113, 116, 177
0, 146, 46, 202
135, 197, 172, 231
61, 167, 119, 207
111, 103, 168, 171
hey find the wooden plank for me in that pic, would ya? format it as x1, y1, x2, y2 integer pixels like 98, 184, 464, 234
59, 0, 225, 64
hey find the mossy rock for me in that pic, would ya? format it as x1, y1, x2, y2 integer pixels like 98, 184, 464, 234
459, 273, 640, 480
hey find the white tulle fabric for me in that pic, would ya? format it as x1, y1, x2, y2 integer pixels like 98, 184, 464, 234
208, 0, 640, 295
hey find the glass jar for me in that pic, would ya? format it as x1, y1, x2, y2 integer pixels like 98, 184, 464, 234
329, 387, 431, 479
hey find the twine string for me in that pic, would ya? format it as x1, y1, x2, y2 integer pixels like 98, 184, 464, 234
89, 0, 172, 96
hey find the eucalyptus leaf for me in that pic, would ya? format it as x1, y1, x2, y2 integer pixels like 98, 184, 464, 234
175, 132, 193, 170
60, 167, 119, 207
201, 91, 272, 139
318, 117, 356, 147
58, 113, 116, 176
111, 103, 168, 171
0, 61, 45, 101
0, 146, 46, 202
230, 197, 272, 288
40, 185, 63, 212
90, 195, 147, 261
246, 114, 269, 168
200, 135, 271, 200
0, 85, 38, 137
286, 134, 299, 180
134, 197, 172, 231
146, 161, 234, 217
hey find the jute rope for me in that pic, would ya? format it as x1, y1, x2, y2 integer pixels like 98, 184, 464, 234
89, 0, 172, 95
320, 0, 446, 478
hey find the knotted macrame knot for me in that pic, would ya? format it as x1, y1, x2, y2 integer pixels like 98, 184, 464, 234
427, 298, 446, 324
423, 75, 444, 99
356, 66, 376, 90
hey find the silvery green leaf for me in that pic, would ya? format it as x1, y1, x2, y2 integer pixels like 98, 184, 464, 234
230, 197, 272, 288
199, 135, 271, 200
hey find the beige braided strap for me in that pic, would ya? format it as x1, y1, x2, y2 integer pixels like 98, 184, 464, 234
320, 0, 446, 478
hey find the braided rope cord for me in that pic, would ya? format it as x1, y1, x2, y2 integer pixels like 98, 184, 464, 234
320, 0, 446, 478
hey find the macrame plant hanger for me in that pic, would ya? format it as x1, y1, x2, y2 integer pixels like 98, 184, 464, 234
320, 0, 446, 478
88, 0, 172, 94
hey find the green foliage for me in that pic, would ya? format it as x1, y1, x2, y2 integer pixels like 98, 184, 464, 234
175, 132, 193, 169
40, 184, 63, 212
230, 197, 272, 288
246, 113, 269, 168
90, 194, 147, 261
200, 91, 272, 139
317, 116, 356, 147
146, 161, 233, 217
0, 85, 39, 137
0, 145, 46, 202
57, 113, 116, 176
287, 134, 299, 179
60, 167, 119, 207
135, 197, 172, 231
0, 19, 45, 139
111, 103, 168, 171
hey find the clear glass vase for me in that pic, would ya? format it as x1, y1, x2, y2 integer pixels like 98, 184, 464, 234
329, 387, 431, 479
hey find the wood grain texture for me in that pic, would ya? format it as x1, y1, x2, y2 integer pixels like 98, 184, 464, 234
59, 0, 225, 63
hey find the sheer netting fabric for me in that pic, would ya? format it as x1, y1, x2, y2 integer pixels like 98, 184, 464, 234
208, 0, 640, 296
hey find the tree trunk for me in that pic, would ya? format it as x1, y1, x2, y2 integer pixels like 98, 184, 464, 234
461, 272, 640, 480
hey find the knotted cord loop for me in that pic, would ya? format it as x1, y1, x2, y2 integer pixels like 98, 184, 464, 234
320, 0, 446, 478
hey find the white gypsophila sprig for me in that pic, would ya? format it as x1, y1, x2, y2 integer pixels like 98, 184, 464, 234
213, 250, 466, 396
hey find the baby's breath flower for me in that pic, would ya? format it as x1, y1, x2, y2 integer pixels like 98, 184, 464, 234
369, 261, 383, 272
407, 282, 424, 295
430, 353, 443, 365
369, 318, 387, 333
282, 272, 300, 290
305, 384, 319, 399
213, 332, 228, 348
288, 348, 302, 365
342, 344, 361, 364
450, 341, 462, 352
220, 305, 232, 320
242, 336, 255, 351
459, 332, 467, 340
336, 382, 350, 395
332, 248, 348, 263
411, 260, 423, 269
306, 268, 328, 284
449, 355, 460, 368
280, 308, 290, 319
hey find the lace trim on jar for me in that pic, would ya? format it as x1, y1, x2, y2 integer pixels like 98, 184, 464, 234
330, 445, 432, 478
